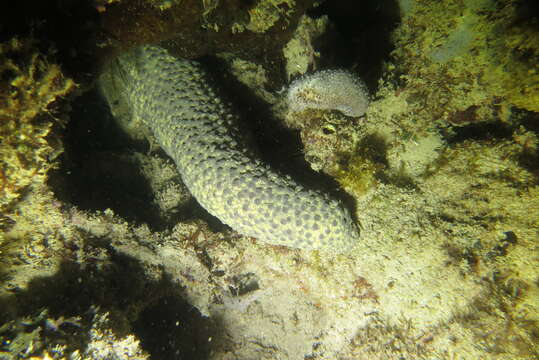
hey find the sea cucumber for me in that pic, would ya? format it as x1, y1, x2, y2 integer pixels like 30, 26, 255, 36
287, 69, 369, 117
103, 46, 359, 252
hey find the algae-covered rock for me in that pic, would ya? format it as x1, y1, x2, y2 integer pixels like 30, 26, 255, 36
99, 0, 316, 66
244, 0, 297, 33
0, 1, 538, 359
0, 38, 74, 213
393, 0, 539, 124
283, 14, 328, 79
0, 309, 149, 360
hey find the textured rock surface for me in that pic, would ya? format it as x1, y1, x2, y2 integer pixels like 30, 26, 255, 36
287, 69, 369, 117
103, 46, 359, 251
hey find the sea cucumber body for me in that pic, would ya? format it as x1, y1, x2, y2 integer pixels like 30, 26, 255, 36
111, 46, 359, 251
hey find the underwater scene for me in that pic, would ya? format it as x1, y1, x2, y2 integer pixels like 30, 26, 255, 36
0, 0, 538, 359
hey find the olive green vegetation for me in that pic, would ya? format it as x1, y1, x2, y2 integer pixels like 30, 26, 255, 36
0, 38, 75, 215
489, 0, 539, 112
334, 153, 379, 195
333, 134, 389, 196
393, 0, 539, 132
0, 37, 74, 287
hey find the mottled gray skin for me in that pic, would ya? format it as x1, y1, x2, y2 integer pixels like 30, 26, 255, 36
110, 46, 359, 251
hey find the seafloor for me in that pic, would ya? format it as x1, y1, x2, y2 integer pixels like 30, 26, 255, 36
0, 0, 538, 359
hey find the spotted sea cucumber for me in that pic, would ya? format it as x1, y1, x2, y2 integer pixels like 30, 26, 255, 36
103, 46, 359, 252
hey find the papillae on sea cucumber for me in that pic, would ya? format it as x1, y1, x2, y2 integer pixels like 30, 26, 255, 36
101, 46, 360, 252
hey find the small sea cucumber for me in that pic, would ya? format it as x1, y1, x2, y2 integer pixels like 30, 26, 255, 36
103, 46, 359, 252
287, 69, 369, 117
